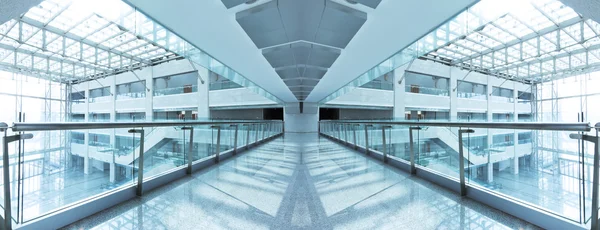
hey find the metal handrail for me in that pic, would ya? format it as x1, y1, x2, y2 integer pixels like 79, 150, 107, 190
11, 120, 284, 132
320, 120, 600, 228
319, 120, 591, 132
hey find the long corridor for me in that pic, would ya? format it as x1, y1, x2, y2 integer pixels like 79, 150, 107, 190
64, 133, 538, 230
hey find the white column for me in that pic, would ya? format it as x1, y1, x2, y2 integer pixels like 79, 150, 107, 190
84, 82, 90, 175
196, 64, 210, 119
109, 76, 117, 182
486, 75, 493, 183
513, 83, 519, 175
145, 69, 154, 121
393, 69, 406, 119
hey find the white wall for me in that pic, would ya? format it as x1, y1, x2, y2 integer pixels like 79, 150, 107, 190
284, 103, 319, 133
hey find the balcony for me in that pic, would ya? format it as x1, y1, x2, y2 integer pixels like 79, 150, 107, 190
154, 85, 198, 96
405, 85, 449, 96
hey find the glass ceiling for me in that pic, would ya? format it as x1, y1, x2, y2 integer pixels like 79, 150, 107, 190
0, 0, 283, 103
425, 0, 600, 83
321, 0, 600, 103
0, 0, 178, 83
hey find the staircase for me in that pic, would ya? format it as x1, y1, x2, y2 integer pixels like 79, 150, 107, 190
433, 127, 488, 165
115, 128, 171, 165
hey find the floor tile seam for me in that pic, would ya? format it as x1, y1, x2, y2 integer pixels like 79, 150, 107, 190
199, 177, 276, 218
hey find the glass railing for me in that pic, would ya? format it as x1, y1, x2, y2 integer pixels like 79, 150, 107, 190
405, 86, 449, 96
209, 81, 243, 90
517, 99, 531, 104
70, 139, 84, 144
71, 99, 86, 104
518, 138, 532, 144
116, 91, 146, 100
153, 85, 198, 96
490, 95, 514, 103
89, 118, 110, 122
490, 141, 514, 148
88, 96, 112, 103
457, 91, 487, 100
89, 141, 111, 147
359, 81, 393, 90
319, 120, 596, 228
116, 118, 146, 122
0, 120, 283, 227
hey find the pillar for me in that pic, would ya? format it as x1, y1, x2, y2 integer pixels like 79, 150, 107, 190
109, 75, 117, 182
84, 82, 90, 175
513, 82, 519, 175
486, 75, 493, 183
393, 69, 406, 119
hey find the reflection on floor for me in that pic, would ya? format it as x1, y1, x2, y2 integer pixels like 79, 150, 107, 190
63, 133, 539, 230
19, 167, 130, 222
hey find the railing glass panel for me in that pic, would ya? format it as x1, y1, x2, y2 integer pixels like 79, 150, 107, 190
0, 120, 283, 227
405, 86, 449, 96
490, 96, 514, 103
88, 96, 112, 103
116, 92, 146, 100
153, 85, 198, 96
360, 81, 393, 90
319, 120, 595, 227
457, 92, 487, 100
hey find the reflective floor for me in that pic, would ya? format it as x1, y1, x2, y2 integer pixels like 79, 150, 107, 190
63, 133, 539, 230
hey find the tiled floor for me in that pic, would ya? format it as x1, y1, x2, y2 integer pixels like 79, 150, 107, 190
63, 133, 539, 230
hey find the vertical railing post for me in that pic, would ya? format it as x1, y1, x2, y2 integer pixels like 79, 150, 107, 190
409, 127, 421, 175
570, 129, 600, 229
128, 129, 145, 196
458, 129, 474, 196
232, 125, 239, 154
365, 125, 371, 155
1, 124, 10, 230
594, 132, 600, 230
260, 124, 267, 142
255, 124, 260, 144
382, 126, 389, 163
182, 127, 194, 175
214, 126, 221, 163
245, 124, 251, 150
1, 123, 31, 230
344, 124, 348, 144
353, 124, 358, 149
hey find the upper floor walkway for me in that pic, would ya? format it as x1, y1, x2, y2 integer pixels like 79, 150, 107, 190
63, 133, 536, 229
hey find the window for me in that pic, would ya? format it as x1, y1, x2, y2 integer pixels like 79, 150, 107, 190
457, 81, 486, 100
491, 87, 514, 103
404, 72, 449, 96
154, 72, 199, 96
116, 81, 146, 99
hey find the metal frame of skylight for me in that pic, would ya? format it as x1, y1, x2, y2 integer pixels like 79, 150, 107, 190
425, 0, 600, 84
0, 0, 180, 84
